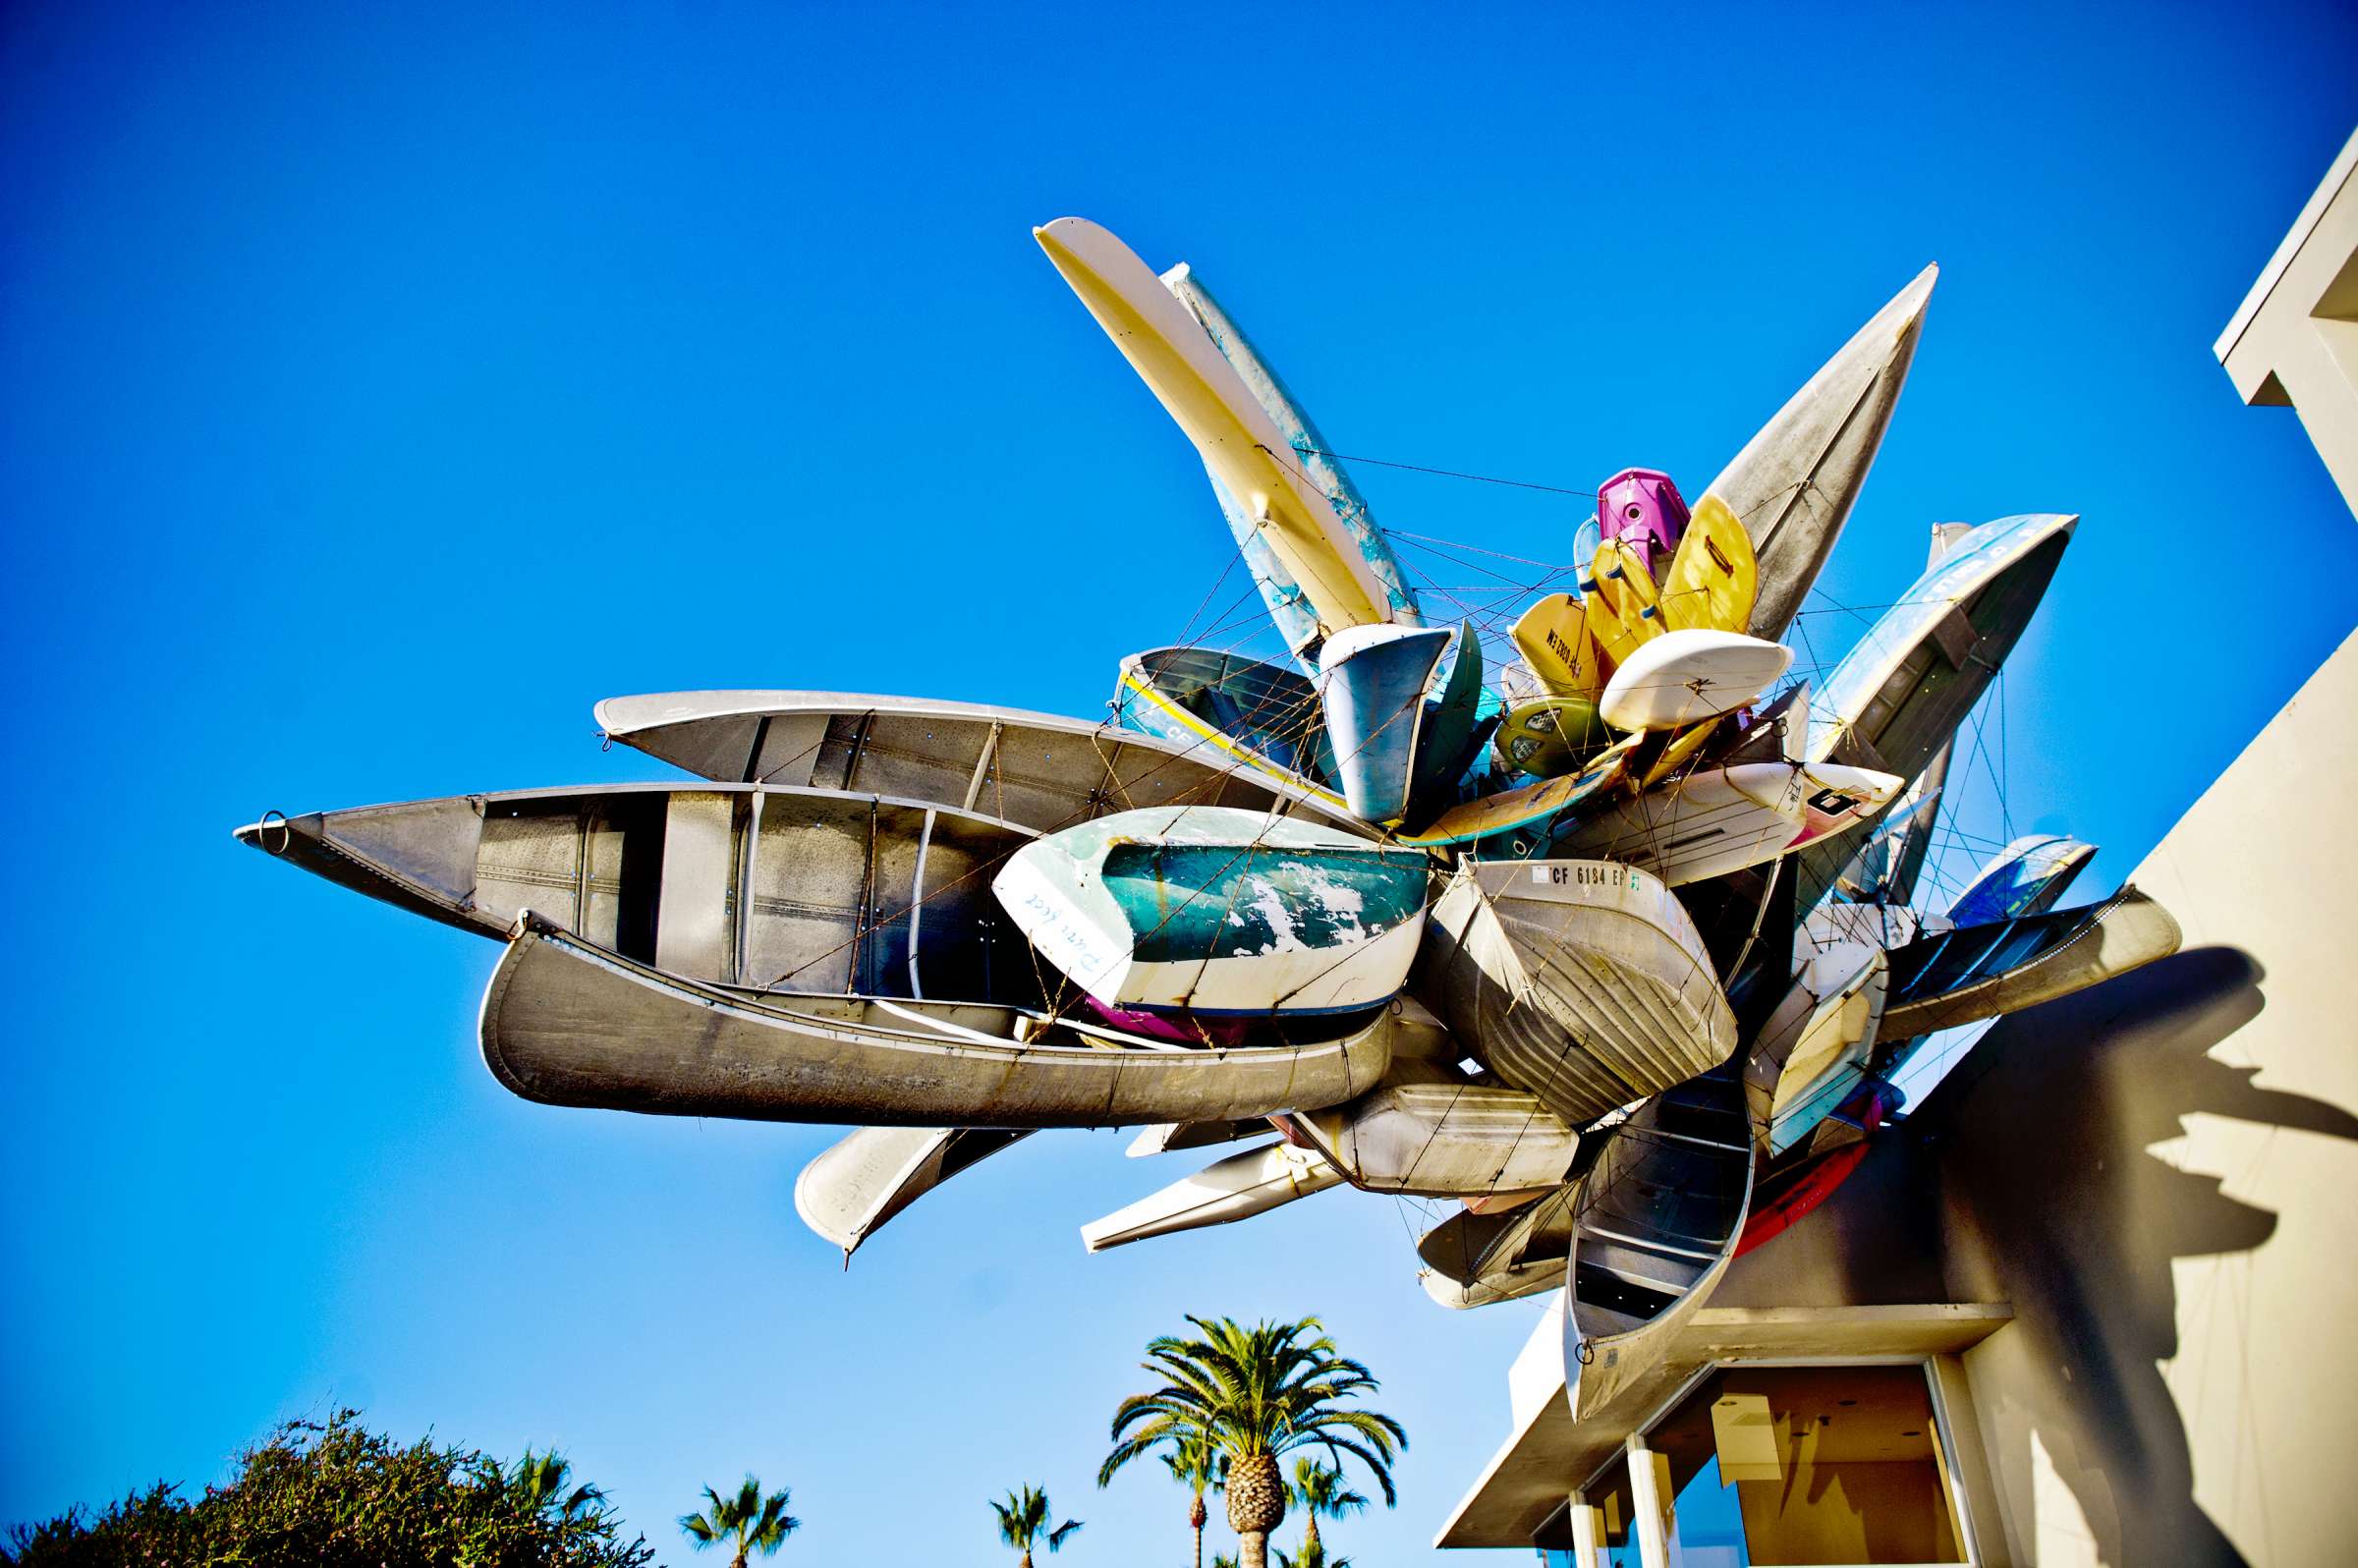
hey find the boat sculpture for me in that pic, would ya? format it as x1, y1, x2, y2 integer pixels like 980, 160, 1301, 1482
238, 216, 2185, 1424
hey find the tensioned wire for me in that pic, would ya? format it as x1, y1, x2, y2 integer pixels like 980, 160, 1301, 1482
732, 444, 2021, 1232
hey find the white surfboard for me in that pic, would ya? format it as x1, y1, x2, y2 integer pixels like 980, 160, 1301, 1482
1597, 629, 1794, 732
1035, 217, 1396, 636
1551, 760, 1900, 885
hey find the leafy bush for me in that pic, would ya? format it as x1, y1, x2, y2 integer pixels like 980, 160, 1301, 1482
4, 1409, 656, 1567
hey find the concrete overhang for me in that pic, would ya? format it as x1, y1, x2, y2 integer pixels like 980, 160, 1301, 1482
2213, 124, 2358, 515
1432, 1300, 2013, 1549
2216, 125, 2358, 403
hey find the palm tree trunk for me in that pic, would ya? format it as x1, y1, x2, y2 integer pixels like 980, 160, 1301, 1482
1191, 1489, 1207, 1568
1304, 1515, 1320, 1558
1021, 1553, 1034, 1568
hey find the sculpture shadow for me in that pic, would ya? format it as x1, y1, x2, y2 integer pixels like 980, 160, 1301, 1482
1716, 944, 2358, 1563
1916, 944, 2358, 1566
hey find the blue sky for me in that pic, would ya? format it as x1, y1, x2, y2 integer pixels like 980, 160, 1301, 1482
4, 0, 2354, 1559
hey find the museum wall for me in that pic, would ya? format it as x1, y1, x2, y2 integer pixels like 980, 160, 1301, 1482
1717, 630, 2358, 1565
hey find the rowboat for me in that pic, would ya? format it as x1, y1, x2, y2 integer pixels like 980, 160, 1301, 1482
991, 805, 1432, 1038
1414, 859, 1735, 1127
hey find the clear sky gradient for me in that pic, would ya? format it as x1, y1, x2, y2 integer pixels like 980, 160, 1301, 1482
5, 2, 2355, 1560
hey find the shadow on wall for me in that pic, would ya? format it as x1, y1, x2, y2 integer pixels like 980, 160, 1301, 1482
1922, 945, 2358, 1567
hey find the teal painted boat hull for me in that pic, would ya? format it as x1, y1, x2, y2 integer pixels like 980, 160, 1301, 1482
992, 806, 1431, 1033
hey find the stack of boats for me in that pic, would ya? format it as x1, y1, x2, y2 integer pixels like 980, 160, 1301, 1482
239, 216, 2183, 1419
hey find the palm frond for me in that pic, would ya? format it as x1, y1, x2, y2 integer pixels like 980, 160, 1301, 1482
1101, 1316, 1409, 1512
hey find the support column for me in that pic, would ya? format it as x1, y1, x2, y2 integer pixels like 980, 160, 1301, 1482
1624, 1432, 1672, 1568
1568, 1490, 1605, 1568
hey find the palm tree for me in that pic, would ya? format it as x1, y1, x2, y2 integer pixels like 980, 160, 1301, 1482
507, 1449, 605, 1522
1097, 1422, 1225, 1568
680, 1476, 800, 1568
1100, 1316, 1406, 1568
1272, 1546, 1350, 1568
990, 1484, 1083, 1567
1286, 1459, 1367, 1566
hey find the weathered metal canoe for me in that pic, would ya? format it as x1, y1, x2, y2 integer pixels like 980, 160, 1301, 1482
1316, 622, 1454, 823
1418, 1184, 1580, 1310
794, 1125, 1032, 1258
992, 806, 1431, 1033
1080, 1138, 1344, 1252
1036, 217, 1398, 636
1114, 645, 1353, 817
240, 783, 1044, 1000
1947, 833, 2096, 925
1793, 511, 2077, 911
1875, 887, 2180, 1041
1415, 860, 1735, 1128
1162, 262, 1424, 659
1703, 264, 1937, 642
1292, 1070, 1582, 1198
1564, 1069, 1755, 1423
1806, 512, 2076, 784
593, 691, 1352, 834
1408, 621, 1491, 812
481, 919, 1395, 1129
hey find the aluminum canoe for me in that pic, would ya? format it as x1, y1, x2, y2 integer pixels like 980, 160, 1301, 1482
1114, 646, 1356, 819
1564, 1069, 1755, 1423
1293, 1071, 1581, 1198
1703, 264, 1937, 641
1035, 217, 1398, 636
1316, 622, 1453, 823
1162, 262, 1424, 655
1080, 1138, 1344, 1251
1875, 887, 2180, 1042
1793, 511, 2076, 911
593, 690, 1358, 834
794, 1125, 1032, 1258
240, 783, 1045, 1000
1806, 511, 2077, 781
1946, 834, 2097, 925
480, 919, 1394, 1130
1418, 1185, 1580, 1310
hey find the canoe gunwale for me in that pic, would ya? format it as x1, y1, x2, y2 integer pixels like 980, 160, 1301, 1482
478, 919, 1397, 1129
598, 689, 1367, 835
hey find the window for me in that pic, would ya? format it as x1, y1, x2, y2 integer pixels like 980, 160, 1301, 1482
1571, 1363, 1968, 1566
